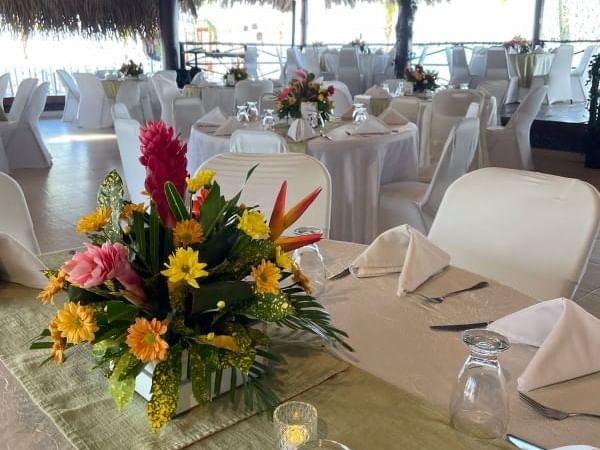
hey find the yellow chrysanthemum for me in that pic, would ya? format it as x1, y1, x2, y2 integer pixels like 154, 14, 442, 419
161, 247, 209, 288
37, 270, 67, 305
292, 263, 312, 295
186, 169, 216, 193
237, 210, 270, 240
55, 302, 99, 344
173, 219, 204, 247
76, 207, 111, 234
120, 203, 146, 220
274, 246, 293, 270
49, 318, 65, 365
251, 260, 281, 294
126, 317, 169, 363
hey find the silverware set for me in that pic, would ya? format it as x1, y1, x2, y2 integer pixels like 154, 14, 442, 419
519, 391, 600, 420
412, 281, 489, 303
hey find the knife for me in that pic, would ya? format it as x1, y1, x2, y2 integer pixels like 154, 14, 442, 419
429, 321, 491, 331
506, 433, 546, 450
328, 267, 351, 280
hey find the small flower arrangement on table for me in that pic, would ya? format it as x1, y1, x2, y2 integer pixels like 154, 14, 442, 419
275, 70, 334, 121
31, 121, 350, 431
503, 35, 531, 54
224, 66, 248, 84
403, 64, 440, 93
119, 60, 144, 78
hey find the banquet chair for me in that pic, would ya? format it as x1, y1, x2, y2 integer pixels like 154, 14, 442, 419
390, 97, 422, 124
5, 82, 52, 170
486, 87, 547, 170
259, 92, 276, 113
245, 45, 259, 79
336, 47, 364, 97
113, 110, 146, 204
505, 50, 521, 104
378, 116, 480, 234
446, 47, 471, 87
112, 103, 132, 120
323, 81, 353, 117
321, 49, 339, 80
56, 70, 80, 123
199, 153, 331, 237
477, 79, 509, 125
0, 73, 9, 100
150, 74, 181, 127
72, 73, 113, 129
115, 80, 144, 124
0, 140, 9, 174
304, 47, 322, 77
233, 80, 274, 111
229, 130, 288, 153
7, 78, 38, 122
483, 47, 510, 81
190, 71, 206, 85
155, 70, 177, 82
284, 48, 306, 84
428, 167, 600, 299
571, 45, 598, 103
0, 172, 40, 254
530, 45, 574, 104
173, 97, 205, 142
383, 78, 402, 92
468, 46, 487, 87
371, 54, 389, 86
383, 47, 396, 80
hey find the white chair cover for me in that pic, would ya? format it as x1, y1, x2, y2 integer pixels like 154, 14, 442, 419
469, 46, 487, 86
0, 73, 10, 104
0, 172, 40, 254
477, 79, 508, 125
336, 47, 364, 96
113, 115, 146, 204
150, 74, 181, 127
390, 97, 422, 124
486, 86, 547, 170
155, 70, 177, 82
191, 71, 206, 85
199, 153, 332, 237
571, 45, 598, 103
530, 45, 574, 104
112, 103, 132, 120
233, 80, 274, 111
245, 45, 259, 79
482, 47, 509, 81
304, 47, 322, 77
5, 82, 52, 169
446, 47, 471, 86
371, 54, 389, 86
379, 117, 480, 234
284, 48, 306, 84
173, 97, 205, 142
72, 73, 113, 129
7, 78, 38, 122
322, 49, 340, 76
322, 81, 352, 117
428, 167, 600, 299
259, 92, 276, 113
56, 70, 80, 123
115, 80, 144, 124
505, 50, 521, 104
229, 129, 288, 153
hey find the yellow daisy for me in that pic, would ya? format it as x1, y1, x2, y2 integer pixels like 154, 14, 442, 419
120, 203, 146, 220
126, 317, 169, 363
292, 263, 312, 295
173, 219, 204, 247
251, 260, 281, 294
37, 270, 67, 305
186, 169, 216, 193
76, 207, 111, 234
274, 246, 293, 270
161, 247, 209, 288
55, 302, 99, 344
237, 210, 270, 240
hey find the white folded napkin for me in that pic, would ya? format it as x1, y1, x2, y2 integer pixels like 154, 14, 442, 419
0, 233, 47, 288
378, 107, 409, 126
488, 298, 600, 392
195, 107, 227, 126
214, 117, 244, 136
349, 116, 391, 135
350, 225, 450, 295
365, 86, 392, 99
287, 118, 317, 142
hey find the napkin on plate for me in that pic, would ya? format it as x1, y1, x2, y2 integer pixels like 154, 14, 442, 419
214, 117, 245, 136
349, 225, 450, 295
195, 107, 227, 126
365, 86, 392, 99
488, 298, 600, 392
0, 233, 47, 289
349, 116, 392, 135
287, 118, 317, 142
378, 107, 409, 126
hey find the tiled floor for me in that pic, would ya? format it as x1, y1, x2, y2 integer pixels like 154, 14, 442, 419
11, 119, 600, 315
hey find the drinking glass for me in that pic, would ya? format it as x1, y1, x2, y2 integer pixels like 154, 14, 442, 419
246, 101, 259, 121
307, 112, 325, 129
292, 227, 326, 297
449, 329, 511, 441
274, 401, 318, 450
351, 102, 364, 121
353, 106, 368, 127
298, 440, 351, 450
382, 83, 390, 94
236, 105, 249, 123
262, 109, 276, 130
394, 80, 404, 97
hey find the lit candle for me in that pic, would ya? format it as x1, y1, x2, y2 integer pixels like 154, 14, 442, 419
282, 424, 309, 449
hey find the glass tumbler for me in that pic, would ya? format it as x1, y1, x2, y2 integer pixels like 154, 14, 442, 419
449, 329, 511, 441
262, 108, 276, 130
236, 105, 249, 123
353, 106, 368, 127
274, 401, 318, 450
292, 227, 326, 297
246, 101, 259, 121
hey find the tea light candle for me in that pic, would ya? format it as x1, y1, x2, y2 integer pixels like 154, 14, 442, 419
283, 424, 310, 448
274, 401, 318, 450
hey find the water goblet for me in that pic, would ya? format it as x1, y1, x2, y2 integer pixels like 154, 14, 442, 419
353, 106, 368, 127
382, 83, 390, 94
292, 227, 326, 297
246, 101, 259, 122
236, 105, 249, 123
351, 102, 364, 121
262, 109, 276, 130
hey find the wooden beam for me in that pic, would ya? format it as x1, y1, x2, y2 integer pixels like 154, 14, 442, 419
532, 0, 545, 46
300, 0, 308, 48
394, 0, 417, 78
291, 0, 297, 47
159, 0, 180, 70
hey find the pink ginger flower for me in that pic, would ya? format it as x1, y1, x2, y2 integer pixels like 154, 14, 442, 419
64, 242, 145, 301
277, 87, 291, 101
295, 69, 307, 82
139, 121, 187, 228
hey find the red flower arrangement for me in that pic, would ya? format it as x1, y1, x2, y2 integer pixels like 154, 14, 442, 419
275, 70, 335, 121
403, 64, 439, 93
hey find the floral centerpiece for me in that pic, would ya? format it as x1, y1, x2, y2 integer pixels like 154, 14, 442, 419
503, 35, 531, 54
350, 38, 370, 54
224, 66, 248, 85
120, 60, 144, 78
31, 121, 350, 431
275, 70, 334, 122
403, 64, 439, 93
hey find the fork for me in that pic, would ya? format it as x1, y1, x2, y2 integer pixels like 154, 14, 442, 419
519, 391, 600, 420
413, 281, 489, 303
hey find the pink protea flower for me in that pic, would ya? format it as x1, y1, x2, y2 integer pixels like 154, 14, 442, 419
139, 121, 187, 228
64, 242, 145, 301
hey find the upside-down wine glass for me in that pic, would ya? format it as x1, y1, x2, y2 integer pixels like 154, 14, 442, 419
292, 227, 326, 297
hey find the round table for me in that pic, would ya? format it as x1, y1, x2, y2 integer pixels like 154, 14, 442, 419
509, 53, 554, 88
187, 121, 419, 244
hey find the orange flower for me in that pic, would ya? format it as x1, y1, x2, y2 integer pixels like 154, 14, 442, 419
251, 260, 281, 294
55, 302, 98, 344
126, 317, 169, 363
292, 263, 312, 295
173, 219, 204, 247
49, 317, 65, 365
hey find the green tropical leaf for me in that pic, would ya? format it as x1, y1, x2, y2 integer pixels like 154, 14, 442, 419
29, 341, 53, 349
164, 181, 190, 222
189, 348, 209, 405
97, 170, 124, 242
105, 301, 138, 323
190, 281, 253, 315
148, 344, 182, 432
198, 183, 226, 237
108, 351, 137, 411
149, 205, 160, 273
132, 211, 147, 261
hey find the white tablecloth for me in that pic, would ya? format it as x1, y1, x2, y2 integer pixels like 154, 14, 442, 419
187, 122, 419, 244
200, 86, 235, 115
